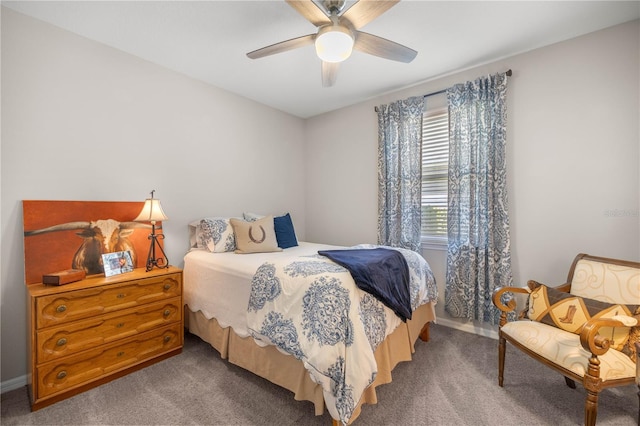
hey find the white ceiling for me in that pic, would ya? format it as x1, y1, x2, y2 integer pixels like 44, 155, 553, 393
3, 1, 639, 118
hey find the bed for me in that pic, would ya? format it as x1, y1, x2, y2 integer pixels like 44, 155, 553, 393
183, 215, 438, 425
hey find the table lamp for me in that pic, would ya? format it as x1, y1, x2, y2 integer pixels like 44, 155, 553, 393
134, 190, 169, 271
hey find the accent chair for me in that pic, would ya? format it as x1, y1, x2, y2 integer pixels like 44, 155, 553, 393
492, 253, 639, 426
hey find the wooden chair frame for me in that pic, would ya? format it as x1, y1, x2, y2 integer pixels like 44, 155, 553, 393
492, 253, 639, 426
636, 342, 640, 424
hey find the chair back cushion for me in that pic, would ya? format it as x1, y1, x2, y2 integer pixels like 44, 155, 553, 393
567, 254, 640, 362
569, 256, 639, 304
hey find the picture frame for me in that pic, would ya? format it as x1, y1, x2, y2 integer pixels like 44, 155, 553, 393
102, 250, 135, 277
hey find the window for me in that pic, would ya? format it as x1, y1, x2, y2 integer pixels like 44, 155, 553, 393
421, 107, 449, 249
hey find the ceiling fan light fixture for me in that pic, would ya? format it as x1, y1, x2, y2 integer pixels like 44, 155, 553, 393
315, 25, 354, 63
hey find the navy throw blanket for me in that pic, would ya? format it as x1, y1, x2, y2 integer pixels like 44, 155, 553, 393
318, 248, 412, 322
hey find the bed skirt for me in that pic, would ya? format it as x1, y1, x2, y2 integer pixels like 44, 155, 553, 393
184, 302, 435, 423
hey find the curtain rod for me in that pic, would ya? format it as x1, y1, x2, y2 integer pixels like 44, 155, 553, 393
374, 69, 512, 112
422, 69, 513, 99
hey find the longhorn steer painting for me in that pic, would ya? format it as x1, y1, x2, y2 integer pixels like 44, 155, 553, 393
22, 201, 162, 284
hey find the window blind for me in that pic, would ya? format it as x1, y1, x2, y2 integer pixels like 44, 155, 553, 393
421, 108, 449, 240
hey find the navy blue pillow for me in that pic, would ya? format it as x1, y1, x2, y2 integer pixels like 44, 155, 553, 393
274, 213, 298, 249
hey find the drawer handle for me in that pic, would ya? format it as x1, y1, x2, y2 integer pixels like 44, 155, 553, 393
163, 336, 171, 343
56, 338, 67, 347
57, 371, 67, 380
117, 351, 124, 357
116, 323, 124, 328
163, 309, 171, 317
117, 293, 125, 299
163, 284, 171, 290
56, 305, 67, 313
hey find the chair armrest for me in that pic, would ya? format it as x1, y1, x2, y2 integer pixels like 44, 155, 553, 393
492, 286, 530, 313
579, 316, 637, 356
492, 286, 530, 327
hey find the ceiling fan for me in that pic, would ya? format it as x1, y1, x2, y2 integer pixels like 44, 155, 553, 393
246, 0, 417, 87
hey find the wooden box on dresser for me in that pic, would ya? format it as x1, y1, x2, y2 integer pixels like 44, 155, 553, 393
27, 266, 183, 411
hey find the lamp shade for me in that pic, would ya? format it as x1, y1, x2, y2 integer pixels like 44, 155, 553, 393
315, 25, 354, 63
134, 198, 168, 223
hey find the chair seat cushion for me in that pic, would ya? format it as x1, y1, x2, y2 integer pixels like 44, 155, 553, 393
502, 320, 635, 382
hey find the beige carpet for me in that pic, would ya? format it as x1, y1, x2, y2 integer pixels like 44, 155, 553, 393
1, 324, 637, 425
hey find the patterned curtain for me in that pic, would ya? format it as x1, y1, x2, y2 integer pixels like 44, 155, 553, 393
376, 96, 425, 252
445, 72, 513, 324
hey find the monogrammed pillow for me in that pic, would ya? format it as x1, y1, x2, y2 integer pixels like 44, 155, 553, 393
229, 216, 282, 254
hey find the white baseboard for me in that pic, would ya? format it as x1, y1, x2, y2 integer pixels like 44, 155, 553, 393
1, 374, 26, 394
435, 317, 499, 340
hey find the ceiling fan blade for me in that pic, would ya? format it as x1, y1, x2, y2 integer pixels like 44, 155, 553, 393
321, 61, 339, 87
247, 34, 316, 59
341, 0, 399, 30
354, 31, 417, 63
286, 0, 331, 27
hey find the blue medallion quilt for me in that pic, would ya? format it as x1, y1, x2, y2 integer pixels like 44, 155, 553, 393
246, 244, 437, 424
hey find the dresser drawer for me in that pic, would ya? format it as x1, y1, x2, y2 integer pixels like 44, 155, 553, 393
35, 273, 181, 329
35, 323, 182, 399
37, 298, 181, 364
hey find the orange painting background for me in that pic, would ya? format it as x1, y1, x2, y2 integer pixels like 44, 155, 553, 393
22, 200, 163, 285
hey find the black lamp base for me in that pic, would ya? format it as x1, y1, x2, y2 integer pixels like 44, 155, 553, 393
144, 224, 169, 272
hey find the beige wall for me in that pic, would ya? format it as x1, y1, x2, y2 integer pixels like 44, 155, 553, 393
304, 20, 640, 337
1, 8, 307, 389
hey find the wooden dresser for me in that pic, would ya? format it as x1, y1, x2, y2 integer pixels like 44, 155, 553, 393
27, 266, 183, 410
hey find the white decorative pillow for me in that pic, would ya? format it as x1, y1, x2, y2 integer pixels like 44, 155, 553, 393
230, 216, 282, 254
188, 220, 200, 249
197, 218, 236, 253
243, 212, 264, 222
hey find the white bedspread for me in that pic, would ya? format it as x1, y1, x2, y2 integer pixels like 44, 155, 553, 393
183, 242, 344, 338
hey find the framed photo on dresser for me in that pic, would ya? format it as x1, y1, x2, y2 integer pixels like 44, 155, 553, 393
102, 250, 134, 277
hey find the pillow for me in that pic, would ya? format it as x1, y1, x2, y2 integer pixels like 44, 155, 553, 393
527, 283, 639, 356
274, 213, 298, 249
243, 212, 264, 222
188, 220, 200, 249
230, 216, 282, 254
197, 218, 236, 253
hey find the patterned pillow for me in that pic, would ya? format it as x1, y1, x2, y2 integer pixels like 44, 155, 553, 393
230, 216, 282, 254
527, 283, 639, 355
197, 218, 236, 253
